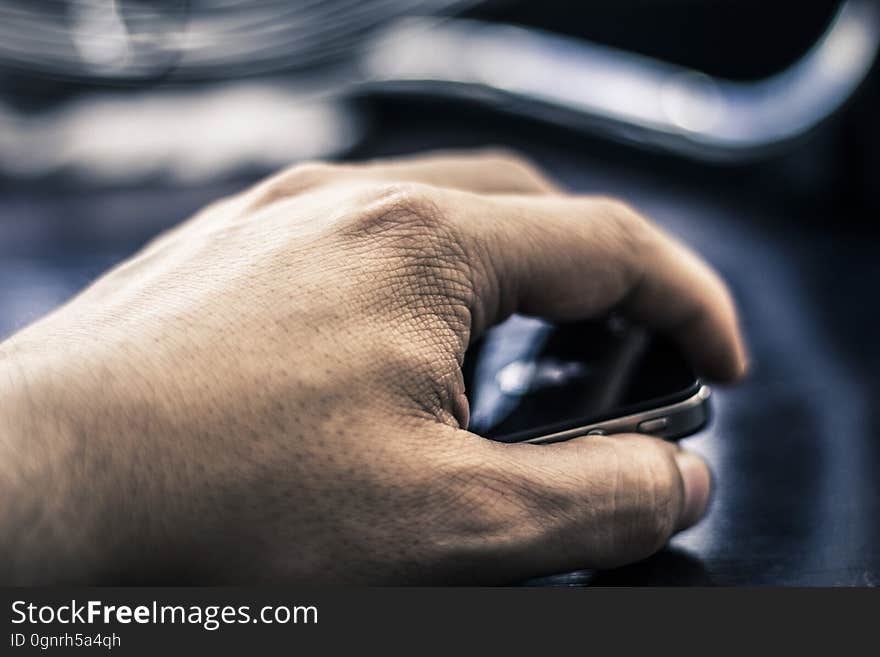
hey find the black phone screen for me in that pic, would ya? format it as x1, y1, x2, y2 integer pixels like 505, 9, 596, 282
462, 315, 701, 442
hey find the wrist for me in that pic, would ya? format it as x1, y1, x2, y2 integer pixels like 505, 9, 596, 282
0, 344, 115, 583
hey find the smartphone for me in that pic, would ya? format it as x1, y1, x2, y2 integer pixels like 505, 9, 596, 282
462, 315, 710, 444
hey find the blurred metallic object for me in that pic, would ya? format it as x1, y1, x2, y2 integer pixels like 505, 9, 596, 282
0, 0, 475, 80
0, 84, 361, 183
67, 0, 187, 77
0, 1, 478, 183
2, 0, 876, 183
363, 0, 880, 161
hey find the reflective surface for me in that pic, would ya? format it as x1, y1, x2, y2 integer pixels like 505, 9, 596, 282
463, 316, 701, 442
364, 1, 880, 160
0, 0, 476, 80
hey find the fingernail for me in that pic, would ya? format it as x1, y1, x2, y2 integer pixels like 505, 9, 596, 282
673, 450, 712, 531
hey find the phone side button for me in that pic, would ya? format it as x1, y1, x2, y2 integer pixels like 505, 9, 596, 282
637, 417, 668, 434
586, 429, 607, 436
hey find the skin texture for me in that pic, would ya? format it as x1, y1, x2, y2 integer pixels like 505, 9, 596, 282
0, 150, 747, 584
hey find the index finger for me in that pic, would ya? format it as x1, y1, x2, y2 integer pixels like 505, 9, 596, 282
446, 191, 748, 382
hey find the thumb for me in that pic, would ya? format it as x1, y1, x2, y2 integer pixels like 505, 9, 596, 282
467, 434, 712, 580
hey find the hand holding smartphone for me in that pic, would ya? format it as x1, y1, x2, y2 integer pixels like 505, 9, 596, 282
463, 315, 710, 444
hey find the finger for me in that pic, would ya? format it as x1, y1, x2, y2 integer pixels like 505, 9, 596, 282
447, 192, 747, 382
352, 149, 563, 194
454, 433, 712, 580
248, 148, 561, 209
137, 150, 561, 277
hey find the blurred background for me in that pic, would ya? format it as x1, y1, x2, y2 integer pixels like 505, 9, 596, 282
1, 0, 879, 585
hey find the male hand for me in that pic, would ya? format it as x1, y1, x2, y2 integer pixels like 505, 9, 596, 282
0, 151, 746, 583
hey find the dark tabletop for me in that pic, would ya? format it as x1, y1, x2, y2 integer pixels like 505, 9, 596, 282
2, 98, 878, 586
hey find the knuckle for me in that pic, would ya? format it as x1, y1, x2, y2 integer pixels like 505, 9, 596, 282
566, 437, 681, 566
621, 440, 682, 554
589, 196, 657, 277
353, 182, 446, 233
596, 196, 652, 238
339, 183, 475, 354
283, 160, 337, 185
248, 161, 340, 209
477, 147, 533, 169
341, 182, 466, 273
477, 148, 555, 189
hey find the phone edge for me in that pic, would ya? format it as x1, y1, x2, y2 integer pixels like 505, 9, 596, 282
518, 385, 711, 444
